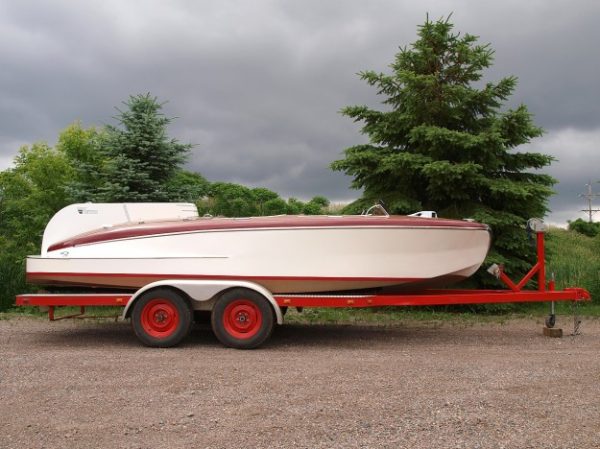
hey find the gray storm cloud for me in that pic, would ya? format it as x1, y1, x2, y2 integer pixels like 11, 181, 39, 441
1, 0, 599, 222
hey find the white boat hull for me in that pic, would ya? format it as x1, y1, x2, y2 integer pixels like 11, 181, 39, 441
27, 224, 491, 293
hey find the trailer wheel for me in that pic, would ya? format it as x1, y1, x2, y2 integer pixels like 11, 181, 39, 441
211, 288, 274, 349
131, 289, 192, 347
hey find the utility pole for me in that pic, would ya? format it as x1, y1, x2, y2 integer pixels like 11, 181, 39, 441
579, 181, 600, 222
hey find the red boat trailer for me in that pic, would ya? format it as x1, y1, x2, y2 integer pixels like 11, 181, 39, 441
15, 228, 591, 348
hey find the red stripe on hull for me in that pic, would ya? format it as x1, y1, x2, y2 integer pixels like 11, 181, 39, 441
26, 271, 424, 293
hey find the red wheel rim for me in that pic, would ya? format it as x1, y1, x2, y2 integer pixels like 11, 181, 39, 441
140, 298, 180, 338
223, 299, 262, 340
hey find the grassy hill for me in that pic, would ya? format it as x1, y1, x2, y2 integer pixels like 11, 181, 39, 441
545, 227, 599, 314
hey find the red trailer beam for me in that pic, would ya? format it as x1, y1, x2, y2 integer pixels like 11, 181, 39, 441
275, 288, 590, 308
16, 293, 132, 307
16, 288, 590, 311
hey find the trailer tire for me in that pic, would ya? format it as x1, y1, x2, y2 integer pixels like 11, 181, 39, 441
211, 288, 274, 349
131, 288, 192, 347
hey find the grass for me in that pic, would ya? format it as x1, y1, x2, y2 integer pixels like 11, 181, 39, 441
283, 307, 516, 326
545, 227, 600, 313
282, 303, 598, 327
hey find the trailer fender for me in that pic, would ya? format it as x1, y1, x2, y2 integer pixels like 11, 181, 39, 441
122, 280, 284, 324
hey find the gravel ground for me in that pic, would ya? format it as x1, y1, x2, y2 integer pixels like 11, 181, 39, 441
1, 316, 599, 449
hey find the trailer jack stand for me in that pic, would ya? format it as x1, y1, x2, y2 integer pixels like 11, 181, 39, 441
541, 301, 582, 338
545, 302, 556, 328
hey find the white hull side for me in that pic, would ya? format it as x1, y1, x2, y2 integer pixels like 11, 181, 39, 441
28, 226, 490, 293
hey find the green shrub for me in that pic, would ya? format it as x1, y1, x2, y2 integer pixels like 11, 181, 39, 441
568, 218, 600, 237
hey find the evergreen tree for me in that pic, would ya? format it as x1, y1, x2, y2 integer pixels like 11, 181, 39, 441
331, 16, 555, 278
94, 94, 191, 201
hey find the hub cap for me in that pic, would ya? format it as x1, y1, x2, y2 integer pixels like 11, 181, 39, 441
223, 299, 262, 339
141, 298, 180, 338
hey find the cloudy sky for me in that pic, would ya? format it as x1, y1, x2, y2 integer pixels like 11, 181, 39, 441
1, 0, 599, 224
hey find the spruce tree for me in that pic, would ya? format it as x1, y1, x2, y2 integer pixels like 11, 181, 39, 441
95, 94, 191, 201
331, 17, 555, 278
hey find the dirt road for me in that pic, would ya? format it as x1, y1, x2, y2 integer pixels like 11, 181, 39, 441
1, 316, 599, 449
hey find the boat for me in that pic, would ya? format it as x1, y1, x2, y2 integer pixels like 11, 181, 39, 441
26, 202, 491, 293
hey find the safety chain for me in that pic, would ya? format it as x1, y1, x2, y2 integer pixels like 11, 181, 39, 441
571, 300, 582, 336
